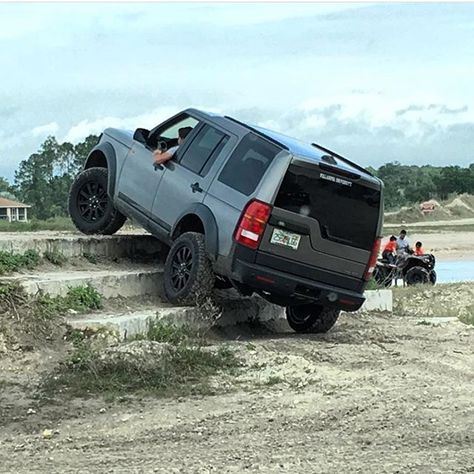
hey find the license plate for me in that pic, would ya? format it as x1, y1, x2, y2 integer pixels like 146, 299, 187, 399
270, 228, 301, 250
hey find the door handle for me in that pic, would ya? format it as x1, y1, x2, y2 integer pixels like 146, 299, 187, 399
190, 182, 203, 193
153, 163, 164, 171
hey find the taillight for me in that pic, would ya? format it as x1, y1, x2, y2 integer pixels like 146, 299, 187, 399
234, 200, 272, 250
364, 237, 382, 281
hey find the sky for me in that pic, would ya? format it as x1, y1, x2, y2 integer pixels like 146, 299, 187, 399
1, 2, 474, 181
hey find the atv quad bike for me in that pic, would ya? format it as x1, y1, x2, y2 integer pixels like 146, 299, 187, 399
373, 253, 436, 287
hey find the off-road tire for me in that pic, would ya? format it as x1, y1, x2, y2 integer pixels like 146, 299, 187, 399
429, 269, 437, 285
163, 232, 214, 305
404, 266, 429, 286
69, 167, 126, 235
286, 304, 340, 333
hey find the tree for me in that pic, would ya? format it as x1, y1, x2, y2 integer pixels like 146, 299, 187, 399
14, 135, 98, 219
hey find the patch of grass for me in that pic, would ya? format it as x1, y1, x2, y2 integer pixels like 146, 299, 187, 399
0, 217, 75, 232
82, 252, 98, 264
263, 375, 284, 386
143, 320, 195, 345
0, 282, 103, 350
0, 249, 41, 274
459, 305, 474, 326
44, 249, 67, 266
365, 277, 382, 290
42, 340, 240, 399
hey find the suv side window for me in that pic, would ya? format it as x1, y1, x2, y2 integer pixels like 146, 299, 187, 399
218, 133, 281, 195
179, 124, 228, 176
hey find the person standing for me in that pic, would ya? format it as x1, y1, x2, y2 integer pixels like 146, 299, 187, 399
396, 229, 411, 254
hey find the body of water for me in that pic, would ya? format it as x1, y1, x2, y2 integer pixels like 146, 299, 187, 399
435, 260, 474, 283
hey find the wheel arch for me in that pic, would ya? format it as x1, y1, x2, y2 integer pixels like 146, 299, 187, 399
84, 142, 118, 198
171, 204, 219, 261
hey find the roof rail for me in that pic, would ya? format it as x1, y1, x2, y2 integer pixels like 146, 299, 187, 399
311, 142, 374, 177
224, 116, 289, 151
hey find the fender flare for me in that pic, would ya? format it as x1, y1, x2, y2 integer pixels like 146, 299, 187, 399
171, 204, 219, 261
84, 142, 118, 198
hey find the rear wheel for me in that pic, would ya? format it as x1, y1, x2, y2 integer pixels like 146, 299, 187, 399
68, 167, 126, 235
286, 304, 340, 333
163, 232, 214, 305
404, 266, 429, 286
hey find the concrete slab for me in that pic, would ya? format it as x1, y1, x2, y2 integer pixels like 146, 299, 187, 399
67, 290, 392, 340
0, 232, 164, 260
359, 289, 393, 312
0, 267, 163, 298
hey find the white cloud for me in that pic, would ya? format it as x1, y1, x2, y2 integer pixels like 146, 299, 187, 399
31, 122, 59, 137
62, 107, 180, 143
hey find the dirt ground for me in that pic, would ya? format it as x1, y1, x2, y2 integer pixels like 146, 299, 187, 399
1, 311, 473, 473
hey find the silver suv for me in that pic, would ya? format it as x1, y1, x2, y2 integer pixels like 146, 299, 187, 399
69, 108, 384, 333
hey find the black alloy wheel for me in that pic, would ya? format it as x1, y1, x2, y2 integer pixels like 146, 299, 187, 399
163, 232, 215, 305
170, 244, 193, 292
77, 181, 108, 223
68, 167, 126, 235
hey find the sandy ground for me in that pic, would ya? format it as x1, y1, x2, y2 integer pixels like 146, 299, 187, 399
1, 312, 473, 473
381, 230, 474, 261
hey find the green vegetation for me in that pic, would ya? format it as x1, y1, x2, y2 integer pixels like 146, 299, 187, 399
0, 283, 103, 351
0, 217, 75, 232
0, 249, 40, 274
1, 133, 473, 220
371, 162, 474, 211
44, 249, 67, 266
43, 319, 240, 399
143, 320, 196, 345
82, 252, 98, 264
459, 305, 474, 326
393, 283, 474, 321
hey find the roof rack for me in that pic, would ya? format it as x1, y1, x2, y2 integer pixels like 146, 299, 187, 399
224, 116, 289, 151
311, 143, 374, 177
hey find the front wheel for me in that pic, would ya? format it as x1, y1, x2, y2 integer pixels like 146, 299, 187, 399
163, 232, 215, 305
286, 304, 340, 333
68, 167, 126, 235
429, 270, 437, 285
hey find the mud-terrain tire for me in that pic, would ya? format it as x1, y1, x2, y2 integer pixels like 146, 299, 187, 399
429, 269, 437, 285
405, 266, 429, 286
163, 232, 214, 305
286, 304, 340, 333
69, 167, 126, 235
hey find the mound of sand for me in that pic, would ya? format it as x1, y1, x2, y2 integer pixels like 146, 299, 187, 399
385, 194, 474, 224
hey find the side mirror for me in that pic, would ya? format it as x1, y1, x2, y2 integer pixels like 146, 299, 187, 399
133, 128, 150, 145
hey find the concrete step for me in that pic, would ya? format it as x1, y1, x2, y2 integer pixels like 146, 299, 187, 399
67, 298, 285, 340
66, 290, 393, 340
0, 266, 163, 298
0, 232, 165, 260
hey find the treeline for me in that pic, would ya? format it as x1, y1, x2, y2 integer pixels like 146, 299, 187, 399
368, 162, 474, 210
1, 135, 98, 220
1, 135, 474, 217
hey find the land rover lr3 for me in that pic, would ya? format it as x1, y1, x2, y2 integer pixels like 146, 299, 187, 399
69, 109, 384, 333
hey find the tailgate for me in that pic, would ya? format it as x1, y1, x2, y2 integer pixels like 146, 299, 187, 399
257, 159, 381, 289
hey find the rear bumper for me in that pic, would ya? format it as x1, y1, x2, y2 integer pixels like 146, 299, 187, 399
231, 259, 366, 311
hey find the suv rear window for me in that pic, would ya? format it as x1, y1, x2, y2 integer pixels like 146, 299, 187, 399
275, 163, 380, 250
218, 133, 280, 195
